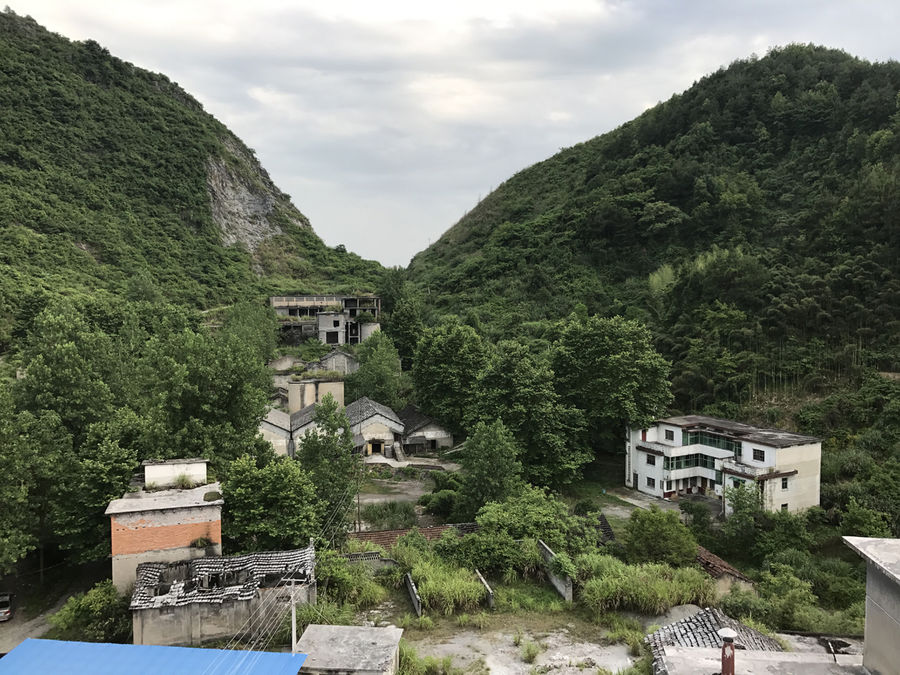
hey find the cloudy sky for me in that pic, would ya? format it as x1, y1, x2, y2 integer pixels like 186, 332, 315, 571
18, 1, 900, 266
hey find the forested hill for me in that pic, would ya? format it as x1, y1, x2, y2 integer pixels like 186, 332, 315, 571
407, 45, 900, 407
0, 10, 381, 349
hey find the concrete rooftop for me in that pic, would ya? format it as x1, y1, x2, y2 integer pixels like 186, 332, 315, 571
844, 536, 900, 586
660, 647, 866, 674
105, 483, 223, 515
660, 415, 820, 448
295, 624, 402, 672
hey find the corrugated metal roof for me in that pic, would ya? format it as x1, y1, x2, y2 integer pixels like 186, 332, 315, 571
0, 639, 305, 674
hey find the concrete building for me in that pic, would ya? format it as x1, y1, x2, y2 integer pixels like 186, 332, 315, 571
106, 460, 223, 592
271, 295, 381, 346
130, 546, 316, 647
314, 348, 359, 375
625, 415, 821, 514
844, 536, 900, 675
397, 405, 453, 455
294, 624, 402, 675
346, 397, 404, 458
288, 377, 344, 414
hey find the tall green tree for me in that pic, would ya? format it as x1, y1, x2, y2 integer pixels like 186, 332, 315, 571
386, 290, 425, 371
456, 420, 524, 520
465, 340, 587, 486
0, 384, 33, 573
552, 314, 672, 449
222, 454, 322, 552
345, 332, 405, 409
412, 317, 490, 434
295, 394, 360, 544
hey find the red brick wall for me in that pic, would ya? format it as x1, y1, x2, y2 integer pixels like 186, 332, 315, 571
111, 516, 221, 556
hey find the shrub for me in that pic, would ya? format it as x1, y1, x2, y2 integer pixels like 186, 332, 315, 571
48, 581, 131, 643
574, 552, 626, 585
419, 489, 458, 518
435, 530, 539, 577
549, 551, 576, 579
521, 640, 541, 663
398, 465, 420, 479
573, 499, 599, 516
361, 501, 417, 530
624, 506, 697, 567
315, 550, 387, 608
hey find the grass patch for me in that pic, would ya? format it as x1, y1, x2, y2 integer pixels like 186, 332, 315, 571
493, 580, 565, 614
412, 561, 486, 616
361, 501, 418, 530
399, 639, 467, 674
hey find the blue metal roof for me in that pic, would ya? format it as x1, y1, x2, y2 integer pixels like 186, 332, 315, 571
0, 639, 306, 674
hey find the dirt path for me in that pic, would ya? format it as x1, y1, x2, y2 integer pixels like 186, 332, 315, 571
0, 592, 69, 653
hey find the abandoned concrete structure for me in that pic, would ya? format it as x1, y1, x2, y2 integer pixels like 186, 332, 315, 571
397, 404, 453, 454
106, 459, 223, 592
270, 295, 381, 345
626, 415, 821, 513
288, 377, 344, 414
294, 624, 402, 675
346, 397, 404, 457
130, 545, 316, 647
844, 536, 900, 675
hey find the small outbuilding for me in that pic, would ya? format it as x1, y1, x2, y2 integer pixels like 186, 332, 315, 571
295, 624, 403, 675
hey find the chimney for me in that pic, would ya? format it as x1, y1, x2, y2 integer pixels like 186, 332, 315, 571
718, 627, 737, 675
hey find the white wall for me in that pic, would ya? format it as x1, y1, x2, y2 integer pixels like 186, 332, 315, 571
144, 462, 207, 488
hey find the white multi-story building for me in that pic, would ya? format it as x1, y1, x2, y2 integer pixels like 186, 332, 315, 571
625, 415, 821, 514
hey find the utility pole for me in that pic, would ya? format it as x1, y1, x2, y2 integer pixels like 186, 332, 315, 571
290, 579, 297, 655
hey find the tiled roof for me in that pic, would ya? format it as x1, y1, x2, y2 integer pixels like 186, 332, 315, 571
696, 546, 751, 582
264, 408, 290, 430
348, 524, 478, 550
597, 512, 616, 543
130, 546, 315, 610
290, 403, 318, 431
345, 397, 402, 427
646, 607, 782, 672
397, 404, 436, 434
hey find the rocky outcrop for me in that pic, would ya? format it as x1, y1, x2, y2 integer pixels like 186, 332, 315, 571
206, 136, 310, 251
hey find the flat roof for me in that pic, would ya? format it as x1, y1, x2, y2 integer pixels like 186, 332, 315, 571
295, 624, 402, 672
105, 483, 223, 516
141, 458, 208, 466
0, 639, 305, 675
659, 646, 865, 674
659, 415, 820, 448
844, 536, 900, 586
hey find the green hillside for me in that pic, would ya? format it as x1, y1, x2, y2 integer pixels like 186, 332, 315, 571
408, 45, 900, 408
0, 10, 382, 350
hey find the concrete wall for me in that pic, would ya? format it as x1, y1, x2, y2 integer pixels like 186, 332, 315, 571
111, 505, 222, 592
863, 563, 900, 675
360, 322, 380, 341
355, 418, 401, 455
318, 312, 345, 345
537, 540, 573, 603
259, 422, 290, 456
133, 583, 316, 646
773, 442, 821, 512
144, 462, 207, 488
289, 379, 345, 413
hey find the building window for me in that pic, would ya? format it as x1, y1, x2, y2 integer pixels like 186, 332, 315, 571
646, 477, 655, 488
781, 503, 788, 511
752, 448, 765, 462
646, 454, 656, 466
781, 477, 789, 490
664, 429, 674, 441
731, 478, 744, 488
666, 481, 673, 491
333, 320, 340, 327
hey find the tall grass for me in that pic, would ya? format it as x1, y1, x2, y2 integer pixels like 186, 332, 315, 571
411, 560, 486, 615
579, 556, 714, 615
361, 501, 417, 530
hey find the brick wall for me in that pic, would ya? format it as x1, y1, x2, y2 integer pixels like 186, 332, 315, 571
110, 506, 221, 556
